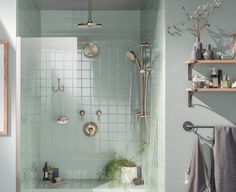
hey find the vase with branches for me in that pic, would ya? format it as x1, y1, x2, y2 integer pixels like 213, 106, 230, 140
168, 0, 224, 40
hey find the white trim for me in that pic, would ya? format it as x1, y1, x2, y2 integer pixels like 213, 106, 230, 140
16, 37, 21, 192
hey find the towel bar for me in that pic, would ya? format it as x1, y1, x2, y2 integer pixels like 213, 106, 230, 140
183, 121, 214, 132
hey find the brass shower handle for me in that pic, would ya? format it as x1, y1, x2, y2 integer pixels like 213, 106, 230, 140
79, 110, 86, 121
96, 110, 102, 121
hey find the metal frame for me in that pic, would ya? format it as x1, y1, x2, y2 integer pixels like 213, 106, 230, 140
188, 91, 194, 107
188, 63, 195, 80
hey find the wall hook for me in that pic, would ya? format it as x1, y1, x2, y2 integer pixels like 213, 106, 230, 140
52, 78, 64, 93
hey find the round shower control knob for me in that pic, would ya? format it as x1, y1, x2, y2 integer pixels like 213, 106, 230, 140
96, 110, 102, 121
80, 110, 85, 116
88, 127, 94, 133
83, 122, 98, 138
79, 110, 86, 121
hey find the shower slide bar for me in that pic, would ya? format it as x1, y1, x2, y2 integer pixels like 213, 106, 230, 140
183, 121, 214, 132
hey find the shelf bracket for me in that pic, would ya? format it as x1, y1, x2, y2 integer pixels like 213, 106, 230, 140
188, 91, 194, 107
188, 64, 195, 80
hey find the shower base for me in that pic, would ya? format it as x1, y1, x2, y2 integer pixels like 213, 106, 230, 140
34, 179, 146, 192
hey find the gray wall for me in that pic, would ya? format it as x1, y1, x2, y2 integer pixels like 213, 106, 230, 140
0, 0, 16, 192
165, 0, 236, 191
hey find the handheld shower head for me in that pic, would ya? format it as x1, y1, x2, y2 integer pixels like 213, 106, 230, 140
127, 51, 136, 61
127, 51, 141, 70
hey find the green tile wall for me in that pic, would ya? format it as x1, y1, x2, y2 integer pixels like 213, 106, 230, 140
17, 0, 41, 37
38, 11, 141, 180
19, 7, 164, 191
141, 0, 165, 192
20, 38, 42, 192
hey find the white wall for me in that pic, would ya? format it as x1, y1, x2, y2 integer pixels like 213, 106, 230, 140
0, 0, 16, 192
165, 0, 236, 191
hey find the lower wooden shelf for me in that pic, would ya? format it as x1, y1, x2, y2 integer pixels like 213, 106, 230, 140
186, 88, 236, 92
186, 87, 236, 107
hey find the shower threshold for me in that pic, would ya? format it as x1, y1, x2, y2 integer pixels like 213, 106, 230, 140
35, 179, 146, 192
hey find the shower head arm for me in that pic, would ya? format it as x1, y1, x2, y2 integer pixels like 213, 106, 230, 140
88, 0, 93, 22
134, 58, 141, 70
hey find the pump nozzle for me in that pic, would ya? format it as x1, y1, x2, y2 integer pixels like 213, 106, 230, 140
210, 68, 217, 75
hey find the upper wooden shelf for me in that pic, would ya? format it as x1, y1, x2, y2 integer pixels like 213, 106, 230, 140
229, 33, 236, 37
186, 88, 236, 92
185, 60, 236, 65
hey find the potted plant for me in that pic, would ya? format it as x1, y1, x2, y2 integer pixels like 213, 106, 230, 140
120, 160, 137, 184
99, 156, 137, 185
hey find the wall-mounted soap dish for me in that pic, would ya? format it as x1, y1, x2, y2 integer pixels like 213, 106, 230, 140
56, 116, 69, 125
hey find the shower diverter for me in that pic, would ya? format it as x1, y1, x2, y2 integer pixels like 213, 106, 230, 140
83, 122, 98, 137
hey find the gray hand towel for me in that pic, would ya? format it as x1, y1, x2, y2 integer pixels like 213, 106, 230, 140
213, 126, 236, 192
186, 136, 211, 192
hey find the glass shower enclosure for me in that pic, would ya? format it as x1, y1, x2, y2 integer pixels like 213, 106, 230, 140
17, 8, 147, 192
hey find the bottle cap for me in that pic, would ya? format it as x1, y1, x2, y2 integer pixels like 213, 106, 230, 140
223, 74, 226, 81
210, 68, 217, 75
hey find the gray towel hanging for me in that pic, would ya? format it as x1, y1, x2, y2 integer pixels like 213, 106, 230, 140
185, 136, 212, 192
213, 126, 236, 192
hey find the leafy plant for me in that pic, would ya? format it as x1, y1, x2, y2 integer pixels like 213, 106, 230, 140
138, 142, 147, 154
99, 156, 136, 183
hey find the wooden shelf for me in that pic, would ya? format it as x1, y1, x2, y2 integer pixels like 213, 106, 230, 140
229, 33, 236, 38
186, 88, 236, 107
186, 88, 236, 92
186, 60, 236, 80
186, 60, 236, 65
185, 59, 236, 107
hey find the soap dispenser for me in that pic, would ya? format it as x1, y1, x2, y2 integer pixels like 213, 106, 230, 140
209, 68, 218, 88
43, 162, 49, 181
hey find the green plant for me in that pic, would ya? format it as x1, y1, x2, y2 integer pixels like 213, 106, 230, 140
99, 156, 136, 183
138, 142, 147, 154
